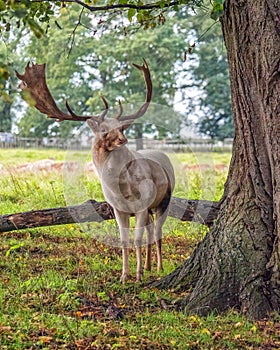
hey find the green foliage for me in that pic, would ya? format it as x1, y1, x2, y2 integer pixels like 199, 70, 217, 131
210, 0, 225, 20
83, 21, 185, 139
1, 1, 230, 139
11, 5, 185, 138
0, 0, 58, 37
182, 12, 233, 139
16, 108, 53, 137
15, 6, 97, 137
5, 241, 25, 257
0, 33, 24, 132
0, 1, 224, 39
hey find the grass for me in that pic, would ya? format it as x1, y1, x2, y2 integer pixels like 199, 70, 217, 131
0, 148, 279, 349
0, 148, 67, 166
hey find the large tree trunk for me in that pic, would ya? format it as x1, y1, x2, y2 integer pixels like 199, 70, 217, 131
152, 0, 280, 319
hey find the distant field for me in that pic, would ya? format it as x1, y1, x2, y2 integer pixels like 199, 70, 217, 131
0, 148, 67, 166
0, 148, 231, 215
0, 147, 231, 167
2, 148, 278, 349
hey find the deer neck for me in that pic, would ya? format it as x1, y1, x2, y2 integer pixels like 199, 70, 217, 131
92, 139, 132, 174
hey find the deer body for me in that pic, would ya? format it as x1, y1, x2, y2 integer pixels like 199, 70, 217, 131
89, 118, 175, 282
16, 59, 175, 282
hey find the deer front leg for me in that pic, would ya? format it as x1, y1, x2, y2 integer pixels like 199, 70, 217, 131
121, 242, 130, 283
135, 211, 149, 282
114, 209, 130, 283
144, 214, 154, 271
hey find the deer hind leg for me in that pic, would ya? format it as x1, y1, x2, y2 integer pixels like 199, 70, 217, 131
135, 210, 149, 282
144, 212, 154, 271
114, 209, 130, 283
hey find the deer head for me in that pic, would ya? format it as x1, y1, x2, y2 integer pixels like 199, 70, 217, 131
16, 60, 152, 142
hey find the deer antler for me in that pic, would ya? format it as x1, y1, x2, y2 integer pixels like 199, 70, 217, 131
117, 59, 152, 122
16, 59, 152, 124
16, 63, 84, 121
65, 96, 109, 122
16, 62, 106, 123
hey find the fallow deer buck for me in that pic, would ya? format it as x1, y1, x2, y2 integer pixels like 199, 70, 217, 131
16, 60, 175, 282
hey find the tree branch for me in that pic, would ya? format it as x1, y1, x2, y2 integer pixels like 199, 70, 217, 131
31, 0, 179, 12
67, 7, 85, 57
0, 197, 219, 233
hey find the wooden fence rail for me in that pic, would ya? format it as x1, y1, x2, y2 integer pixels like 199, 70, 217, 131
0, 135, 233, 151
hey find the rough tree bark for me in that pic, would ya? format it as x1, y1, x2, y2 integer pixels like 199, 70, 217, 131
152, 0, 280, 319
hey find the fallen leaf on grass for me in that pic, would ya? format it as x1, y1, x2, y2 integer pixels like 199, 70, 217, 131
0, 325, 12, 333
156, 296, 170, 310
212, 331, 223, 340
38, 335, 53, 343
105, 305, 124, 320
74, 306, 104, 320
201, 328, 211, 336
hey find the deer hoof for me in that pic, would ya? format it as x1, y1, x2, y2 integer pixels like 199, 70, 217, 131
157, 265, 163, 273
144, 263, 152, 271
136, 271, 143, 282
120, 273, 129, 283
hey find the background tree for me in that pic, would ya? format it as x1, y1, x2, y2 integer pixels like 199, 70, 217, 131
178, 11, 233, 139
192, 20, 233, 140
0, 32, 24, 132
85, 25, 185, 148
14, 5, 184, 141
1, 2, 232, 141
17, 7, 98, 137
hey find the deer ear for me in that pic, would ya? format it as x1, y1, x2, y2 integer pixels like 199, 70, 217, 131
121, 119, 134, 130
87, 118, 99, 133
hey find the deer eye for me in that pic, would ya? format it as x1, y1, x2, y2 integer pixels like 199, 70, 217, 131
100, 127, 108, 136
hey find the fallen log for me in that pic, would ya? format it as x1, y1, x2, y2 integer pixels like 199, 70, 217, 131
0, 197, 220, 233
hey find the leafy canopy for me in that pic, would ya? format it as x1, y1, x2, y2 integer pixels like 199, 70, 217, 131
0, 0, 230, 139
180, 12, 233, 139
13, 5, 185, 138
0, 0, 224, 91
0, 1, 225, 39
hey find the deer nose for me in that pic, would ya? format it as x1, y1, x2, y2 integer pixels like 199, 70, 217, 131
119, 137, 127, 145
